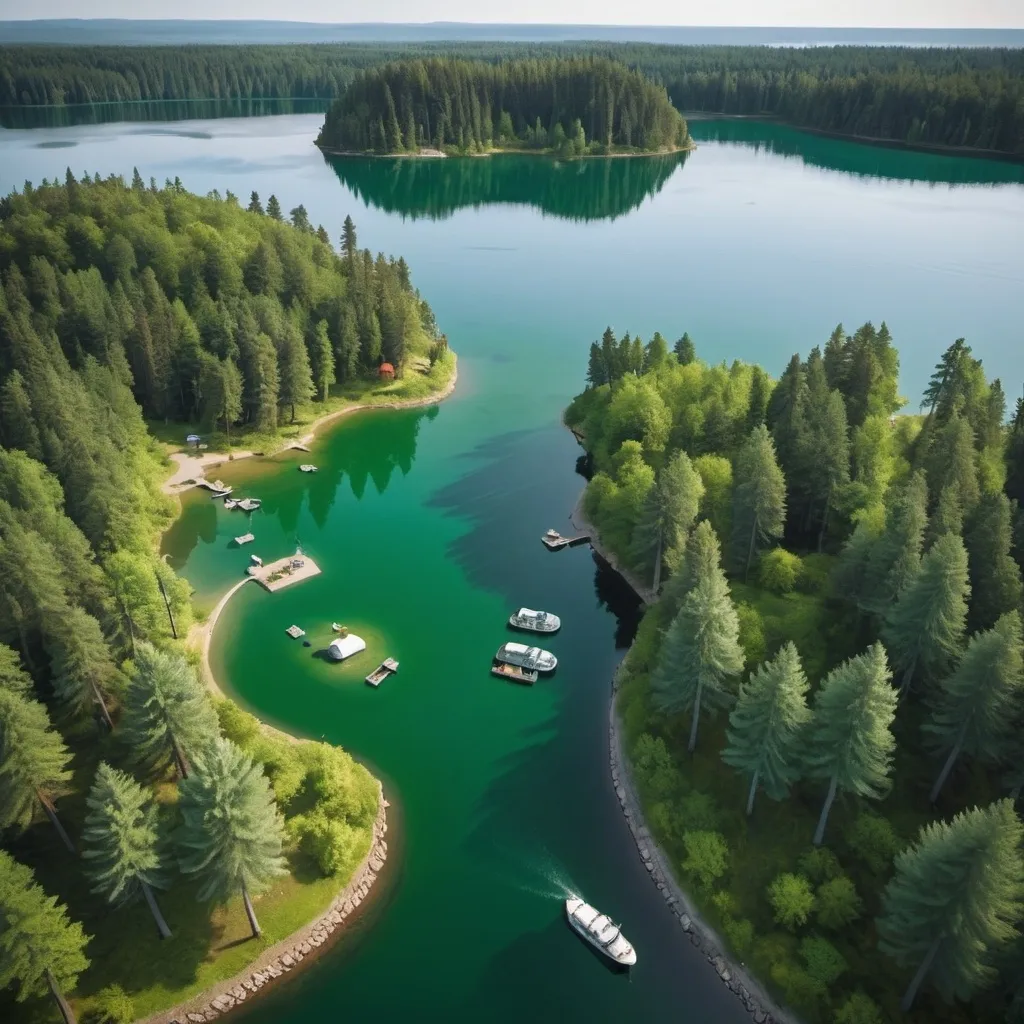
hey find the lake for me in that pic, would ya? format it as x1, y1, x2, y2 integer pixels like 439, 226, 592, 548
1, 115, 1022, 1023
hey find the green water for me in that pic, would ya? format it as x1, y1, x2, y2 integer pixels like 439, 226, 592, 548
3, 115, 1023, 1022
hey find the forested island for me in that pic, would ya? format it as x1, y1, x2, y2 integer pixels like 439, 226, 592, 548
2, 42, 1021, 157
316, 57, 689, 157
0, 174, 450, 1023
566, 329, 1024, 1023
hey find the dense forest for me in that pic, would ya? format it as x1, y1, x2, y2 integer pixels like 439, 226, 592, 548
566, 328, 1024, 1023
0, 175, 444, 1022
1, 42, 1022, 156
316, 57, 689, 155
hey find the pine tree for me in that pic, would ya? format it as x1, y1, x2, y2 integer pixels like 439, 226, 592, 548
0, 850, 90, 1024
804, 643, 896, 846
722, 642, 811, 814
265, 195, 283, 221
731, 424, 787, 579
877, 800, 1024, 1011
632, 451, 704, 593
0, 643, 32, 697
643, 332, 668, 372
176, 738, 287, 938
82, 762, 172, 938
652, 555, 743, 752
341, 215, 357, 264
745, 366, 772, 432
121, 642, 218, 779
883, 533, 970, 696
662, 519, 721, 616
247, 191, 263, 215
276, 330, 315, 423
926, 413, 980, 512
44, 606, 117, 730
926, 484, 964, 548
823, 323, 849, 393
586, 341, 607, 388
964, 493, 1022, 633
674, 332, 695, 365
310, 319, 335, 402
0, 690, 75, 852
1006, 397, 1024, 508
924, 612, 1024, 803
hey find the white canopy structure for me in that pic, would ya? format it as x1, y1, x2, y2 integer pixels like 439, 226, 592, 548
328, 634, 367, 661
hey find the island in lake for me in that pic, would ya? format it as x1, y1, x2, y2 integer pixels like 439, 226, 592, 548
316, 56, 691, 159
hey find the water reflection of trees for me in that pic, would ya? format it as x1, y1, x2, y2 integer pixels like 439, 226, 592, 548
689, 118, 1024, 187
327, 151, 688, 222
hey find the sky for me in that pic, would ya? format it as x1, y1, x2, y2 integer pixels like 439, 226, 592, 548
0, 1, 1020, 29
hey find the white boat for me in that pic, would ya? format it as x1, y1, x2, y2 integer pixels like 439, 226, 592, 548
509, 607, 561, 633
223, 498, 239, 510
237, 498, 261, 512
328, 634, 367, 661
565, 897, 636, 967
495, 642, 557, 673
210, 486, 233, 498
299, 464, 318, 473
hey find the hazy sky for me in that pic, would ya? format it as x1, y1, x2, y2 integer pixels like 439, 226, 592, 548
0, 1, 1020, 29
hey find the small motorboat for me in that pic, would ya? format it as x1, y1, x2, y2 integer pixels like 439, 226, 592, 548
237, 498, 262, 512
299, 464, 318, 473
223, 498, 239, 510
234, 533, 255, 546
285, 625, 306, 639
565, 897, 636, 967
366, 658, 399, 687
491, 661, 538, 685
495, 642, 557, 673
210, 486, 233, 498
509, 607, 561, 633
250, 554, 263, 566
328, 634, 367, 661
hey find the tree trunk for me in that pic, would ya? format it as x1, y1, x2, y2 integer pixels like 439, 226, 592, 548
651, 530, 663, 595
745, 769, 760, 816
930, 729, 965, 804
46, 968, 76, 1024
242, 881, 261, 939
813, 774, 838, 846
899, 655, 918, 697
157, 570, 178, 640
688, 683, 703, 753
170, 732, 190, 779
91, 680, 114, 732
142, 880, 173, 939
818, 479, 834, 553
744, 514, 759, 582
901, 934, 943, 1012
290, 403, 295, 424
38, 792, 75, 854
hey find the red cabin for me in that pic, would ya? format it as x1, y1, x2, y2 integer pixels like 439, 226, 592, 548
378, 362, 395, 379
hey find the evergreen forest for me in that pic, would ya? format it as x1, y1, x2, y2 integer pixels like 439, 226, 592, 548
0, 173, 447, 1022
2, 42, 1019, 156
316, 57, 689, 155
566, 327, 1024, 1023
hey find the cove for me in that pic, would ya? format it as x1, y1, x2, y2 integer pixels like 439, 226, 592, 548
2, 115, 1023, 1022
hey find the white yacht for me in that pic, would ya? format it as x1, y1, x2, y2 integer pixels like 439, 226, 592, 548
565, 897, 636, 967
495, 642, 557, 673
509, 608, 561, 633
237, 498, 262, 512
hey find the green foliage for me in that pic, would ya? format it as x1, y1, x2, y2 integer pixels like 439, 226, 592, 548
844, 812, 901, 875
731, 424, 787, 578
0, 643, 32, 697
758, 547, 803, 594
84, 985, 136, 1024
215, 697, 262, 749
768, 872, 816, 930
800, 934, 847, 986
798, 846, 842, 884
681, 830, 729, 890
833, 991, 884, 1024
0, 849, 90, 1002
723, 917, 755, 955
632, 733, 679, 801
692, 453, 733, 545
735, 601, 767, 667
288, 809, 360, 877
964, 493, 1023, 633
815, 875, 862, 930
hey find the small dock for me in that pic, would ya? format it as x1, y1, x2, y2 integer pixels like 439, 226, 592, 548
285, 624, 306, 639
365, 658, 399, 688
249, 553, 322, 593
541, 529, 590, 551
234, 533, 255, 546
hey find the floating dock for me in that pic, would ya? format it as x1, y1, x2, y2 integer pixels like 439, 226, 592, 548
285, 624, 306, 639
365, 658, 399, 687
234, 532, 255, 546
541, 529, 590, 551
248, 554, 322, 593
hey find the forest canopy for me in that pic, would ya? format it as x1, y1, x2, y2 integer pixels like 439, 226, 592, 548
315, 57, 690, 156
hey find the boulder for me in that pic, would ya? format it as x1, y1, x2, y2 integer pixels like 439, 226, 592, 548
679, 914, 691, 931
753, 1012, 766, 1024
615, 786, 625, 801
369, 856, 384, 872
187, 1013, 206, 1023
281, 954, 294, 968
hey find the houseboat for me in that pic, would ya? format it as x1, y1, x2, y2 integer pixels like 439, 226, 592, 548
509, 608, 561, 633
494, 642, 557, 673
491, 661, 538, 685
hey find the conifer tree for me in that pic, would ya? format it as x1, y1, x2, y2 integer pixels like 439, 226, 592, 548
674, 332, 695, 365
823, 323, 849, 393
766, 353, 808, 491
926, 412, 980, 512
0, 642, 32, 697
1006, 397, 1024, 508
723, 642, 811, 814
176, 738, 287, 938
883, 532, 970, 695
804, 643, 896, 846
341, 215, 357, 264
745, 366, 772, 432
877, 800, 1024, 1011
632, 451, 704, 592
310, 319, 335, 402
276, 329, 315, 423
731, 424, 786, 579
83, 762, 172, 939
265, 194, 283, 221
44, 606, 117, 731
662, 519, 721, 616
652, 553, 743, 752
924, 612, 1024, 803
926, 484, 965, 548
0, 850, 90, 1024
964, 493, 1022, 633
246, 191, 263, 215
0, 690, 75, 852
121, 642, 218, 779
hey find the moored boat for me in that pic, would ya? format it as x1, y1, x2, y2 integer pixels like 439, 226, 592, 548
491, 661, 538, 685
565, 897, 636, 967
495, 642, 557, 673
509, 607, 560, 633
237, 497, 262, 512
299, 464, 318, 473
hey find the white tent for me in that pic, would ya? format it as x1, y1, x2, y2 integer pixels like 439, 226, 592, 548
328, 634, 367, 661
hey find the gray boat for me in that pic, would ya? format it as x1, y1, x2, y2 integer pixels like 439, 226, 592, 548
495, 642, 557, 673
509, 607, 561, 633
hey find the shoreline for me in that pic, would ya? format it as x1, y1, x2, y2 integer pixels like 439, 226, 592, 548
317, 141, 695, 160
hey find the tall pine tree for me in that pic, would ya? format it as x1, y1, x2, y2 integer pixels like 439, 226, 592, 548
731, 424, 786, 579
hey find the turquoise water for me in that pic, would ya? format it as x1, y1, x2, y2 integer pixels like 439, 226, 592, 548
3, 115, 1022, 1022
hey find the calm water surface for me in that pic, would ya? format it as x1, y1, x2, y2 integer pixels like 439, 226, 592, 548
2, 115, 1023, 1023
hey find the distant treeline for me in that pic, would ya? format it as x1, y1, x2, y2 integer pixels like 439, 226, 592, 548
316, 57, 688, 155
1, 42, 1022, 156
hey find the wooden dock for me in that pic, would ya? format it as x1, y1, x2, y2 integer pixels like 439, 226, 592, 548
365, 658, 399, 688
285, 624, 306, 639
249, 554, 322, 593
234, 533, 255, 546
541, 529, 591, 551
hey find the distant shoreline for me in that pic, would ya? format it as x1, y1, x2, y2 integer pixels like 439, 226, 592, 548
316, 141, 695, 160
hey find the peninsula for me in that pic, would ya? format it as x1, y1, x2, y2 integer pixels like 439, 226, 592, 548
315, 56, 690, 158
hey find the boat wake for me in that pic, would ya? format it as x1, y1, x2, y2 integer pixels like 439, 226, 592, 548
511, 848, 579, 901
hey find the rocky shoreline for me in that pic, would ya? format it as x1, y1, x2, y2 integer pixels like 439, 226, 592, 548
142, 789, 390, 1024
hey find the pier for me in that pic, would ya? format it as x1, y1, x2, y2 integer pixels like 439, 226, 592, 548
541, 529, 591, 551
248, 553, 322, 592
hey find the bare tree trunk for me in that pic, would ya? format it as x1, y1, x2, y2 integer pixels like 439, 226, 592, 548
688, 683, 703, 753
745, 769, 760, 816
38, 792, 75, 854
46, 968, 76, 1024
901, 934, 943, 1012
142, 880, 173, 939
930, 729, 965, 804
813, 774, 838, 846
651, 530, 663, 595
744, 514, 759, 582
157, 570, 178, 640
91, 681, 114, 731
242, 881, 261, 939
170, 733, 190, 779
